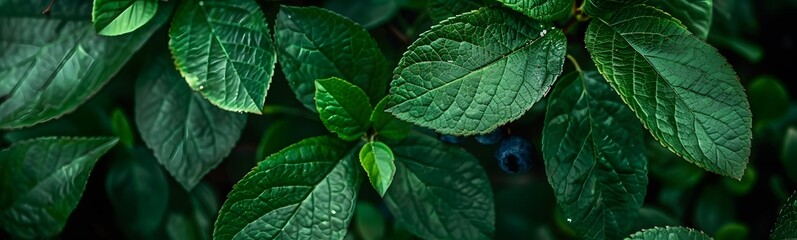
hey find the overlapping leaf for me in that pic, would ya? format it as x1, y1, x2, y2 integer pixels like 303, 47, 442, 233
315, 77, 373, 141
92, 0, 159, 36
371, 97, 412, 140
496, 0, 573, 21
626, 226, 713, 240
771, 192, 797, 239
647, 0, 713, 39
428, 0, 483, 23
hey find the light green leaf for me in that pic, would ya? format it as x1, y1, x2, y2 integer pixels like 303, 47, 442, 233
275, 6, 389, 111
111, 108, 135, 149
626, 226, 713, 240
0, 0, 171, 129
387, 7, 566, 136
0, 137, 118, 239
169, 0, 276, 114
213, 136, 361, 240
646, 0, 712, 39
496, 0, 573, 21
355, 202, 386, 240
428, 0, 483, 23
371, 97, 412, 140
771, 191, 797, 240
585, 5, 752, 179
315, 77, 373, 141
583, 0, 641, 16
135, 54, 246, 190
359, 141, 396, 196
105, 147, 169, 237
92, 0, 158, 36
384, 133, 494, 239
542, 71, 648, 240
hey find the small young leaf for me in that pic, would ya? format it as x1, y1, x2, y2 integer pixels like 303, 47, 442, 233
495, 0, 573, 21
92, 0, 159, 36
169, 0, 276, 114
586, 5, 752, 179
105, 147, 169, 237
110, 108, 135, 149
0, 137, 118, 239
355, 202, 386, 240
135, 54, 246, 190
371, 97, 412, 140
542, 71, 648, 240
275, 6, 389, 111
359, 141, 396, 196
626, 226, 713, 240
213, 136, 361, 240
315, 77, 373, 141
385, 133, 495, 239
583, 0, 640, 16
771, 192, 797, 239
646, 0, 713, 39
428, 0, 483, 23
388, 7, 566, 136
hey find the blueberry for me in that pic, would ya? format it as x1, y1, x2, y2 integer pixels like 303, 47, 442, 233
475, 129, 503, 145
439, 134, 463, 144
495, 136, 532, 174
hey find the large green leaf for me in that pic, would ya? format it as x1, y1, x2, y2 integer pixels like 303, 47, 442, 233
496, 0, 573, 21
275, 6, 389, 111
92, 0, 159, 36
135, 54, 246, 190
371, 97, 412, 140
358, 141, 396, 196
585, 5, 752, 179
213, 136, 361, 240
105, 147, 169, 237
626, 226, 713, 240
583, 0, 641, 16
542, 71, 648, 240
428, 0, 483, 23
647, 0, 713, 39
0, 137, 118, 238
387, 7, 566, 136
771, 192, 797, 239
315, 77, 373, 141
384, 133, 494, 239
0, 0, 170, 129
169, 0, 276, 114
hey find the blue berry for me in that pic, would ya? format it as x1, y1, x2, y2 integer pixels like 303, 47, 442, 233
474, 129, 503, 145
495, 136, 532, 174
439, 134, 463, 144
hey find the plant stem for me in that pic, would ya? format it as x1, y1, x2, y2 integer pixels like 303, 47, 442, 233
566, 54, 583, 73
42, 0, 56, 15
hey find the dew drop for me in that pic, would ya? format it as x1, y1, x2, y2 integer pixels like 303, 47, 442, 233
331, 210, 337, 214
199, 85, 205, 90
567, 218, 572, 223
539, 29, 547, 37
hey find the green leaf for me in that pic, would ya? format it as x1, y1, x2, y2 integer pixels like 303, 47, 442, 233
169, 0, 276, 114
371, 97, 412, 140
0, 137, 118, 238
111, 108, 135, 149
92, 0, 159, 36
165, 183, 220, 240
387, 7, 566, 136
213, 136, 361, 240
714, 223, 749, 240
0, 0, 171, 129
583, 0, 640, 16
275, 6, 389, 111
585, 5, 752, 179
355, 202, 386, 240
135, 54, 246, 190
542, 71, 648, 240
694, 188, 734, 235
105, 147, 169, 237
626, 226, 713, 240
646, 0, 713, 39
358, 141, 396, 196
325, 0, 399, 28
748, 76, 790, 123
315, 77, 373, 141
384, 133, 494, 239
428, 0, 483, 23
771, 192, 797, 240
495, 0, 573, 21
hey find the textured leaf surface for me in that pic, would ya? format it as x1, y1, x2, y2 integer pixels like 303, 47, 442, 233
0, 0, 170, 129
0, 137, 118, 238
583, 0, 640, 16
384, 133, 494, 239
135, 55, 246, 190
496, 0, 573, 21
358, 141, 396, 196
92, 0, 158, 36
647, 0, 713, 39
585, 5, 752, 179
275, 6, 389, 111
626, 226, 713, 240
428, 0, 482, 23
371, 97, 412, 140
387, 7, 566, 136
169, 0, 276, 114
771, 192, 797, 239
213, 136, 361, 240
542, 72, 648, 240
315, 77, 373, 141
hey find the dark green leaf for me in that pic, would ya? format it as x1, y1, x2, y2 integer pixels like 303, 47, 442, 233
748, 76, 790, 123
213, 136, 361, 240
586, 5, 752, 179
169, 0, 276, 114
385, 133, 494, 239
714, 223, 749, 240
647, 0, 713, 39
135, 54, 246, 190
315, 77, 373, 141
275, 6, 389, 111
583, 0, 640, 16
783, 128, 797, 184
355, 202, 386, 240
542, 71, 648, 240
92, 0, 159, 36
325, 0, 399, 28
387, 7, 566, 136
358, 141, 396, 196
771, 192, 797, 240
694, 188, 734, 235
626, 226, 713, 240
0, 137, 118, 238
371, 97, 412, 140
496, 0, 573, 21
0, 0, 170, 129
105, 148, 169, 237
111, 108, 135, 149
428, 0, 483, 23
